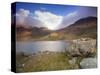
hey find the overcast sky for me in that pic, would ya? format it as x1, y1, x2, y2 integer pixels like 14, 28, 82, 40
13, 2, 97, 30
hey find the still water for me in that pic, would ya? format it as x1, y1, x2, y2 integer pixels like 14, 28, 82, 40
16, 41, 69, 54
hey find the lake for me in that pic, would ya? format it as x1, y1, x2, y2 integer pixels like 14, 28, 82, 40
16, 41, 70, 54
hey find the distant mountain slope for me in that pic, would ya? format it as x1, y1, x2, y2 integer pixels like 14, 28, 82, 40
15, 16, 97, 41
57, 17, 97, 39
16, 25, 52, 40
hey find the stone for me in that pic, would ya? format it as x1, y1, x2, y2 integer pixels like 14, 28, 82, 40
69, 57, 77, 65
80, 57, 97, 69
65, 38, 96, 57
77, 39, 96, 57
65, 43, 81, 56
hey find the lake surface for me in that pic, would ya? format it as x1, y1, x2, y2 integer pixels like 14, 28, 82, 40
16, 41, 70, 54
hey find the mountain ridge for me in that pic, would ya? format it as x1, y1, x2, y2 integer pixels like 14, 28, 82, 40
15, 16, 97, 40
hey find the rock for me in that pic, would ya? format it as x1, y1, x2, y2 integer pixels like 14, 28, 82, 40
78, 39, 96, 57
65, 43, 81, 56
80, 57, 97, 69
68, 57, 80, 69
65, 38, 96, 57
73, 38, 94, 42
69, 57, 77, 65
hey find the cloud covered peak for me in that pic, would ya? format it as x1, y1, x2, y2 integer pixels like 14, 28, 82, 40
15, 7, 97, 30
34, 10, 63, 30
16, 9, 63, 30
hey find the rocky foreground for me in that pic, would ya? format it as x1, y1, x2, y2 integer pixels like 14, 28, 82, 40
65, 38, 97, 69
16, 38, 97, 72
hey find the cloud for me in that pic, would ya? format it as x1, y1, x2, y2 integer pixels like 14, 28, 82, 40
16, 9, 63, 30
34, 10, 63, 30
16, 9, 30, 25
15, 7, 97, 30
66, 11, 77, 17
59, 7, 97, 29
59, 11, 79, 29
16, 9, 44, 27
16, 9, 78, 30
17, 9, 30, 17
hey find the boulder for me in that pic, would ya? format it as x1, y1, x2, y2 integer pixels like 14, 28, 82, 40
65, 38, 96, 57
65, 43, 81, 56
75, 39, 96, 57
80, 57, 97, 69
69, 57, 77, 65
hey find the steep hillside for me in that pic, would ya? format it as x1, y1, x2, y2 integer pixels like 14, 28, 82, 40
58, 17, 97, 39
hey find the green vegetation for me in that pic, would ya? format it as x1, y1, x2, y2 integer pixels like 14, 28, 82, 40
16, 52, 82, 72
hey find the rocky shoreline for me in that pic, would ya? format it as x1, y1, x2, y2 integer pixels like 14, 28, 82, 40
16, 38, 97, 72
65, 38, 97, 68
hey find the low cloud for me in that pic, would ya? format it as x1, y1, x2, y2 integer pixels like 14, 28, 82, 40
16, 9, 44, 27
15, 7, 97, 30
34, 10, 63, 30
16, 9, 30, 25
16, 9, 63, 30
16, 9, 30, 17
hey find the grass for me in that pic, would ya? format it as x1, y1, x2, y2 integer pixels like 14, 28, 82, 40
16, 52, 81, 72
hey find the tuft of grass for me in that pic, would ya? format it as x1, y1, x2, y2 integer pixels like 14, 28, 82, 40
16, 52, 81, 72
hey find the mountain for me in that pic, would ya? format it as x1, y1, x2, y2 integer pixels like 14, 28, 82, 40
57, 17, 97, 39
16, 25, 52, 40
31, 27, 52, 38
15, 16, 97, 41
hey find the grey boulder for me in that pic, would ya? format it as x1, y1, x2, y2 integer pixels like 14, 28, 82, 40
80, 57, 97, 69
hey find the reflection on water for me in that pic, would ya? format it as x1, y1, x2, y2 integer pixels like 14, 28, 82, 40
16, 41, 69, 54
